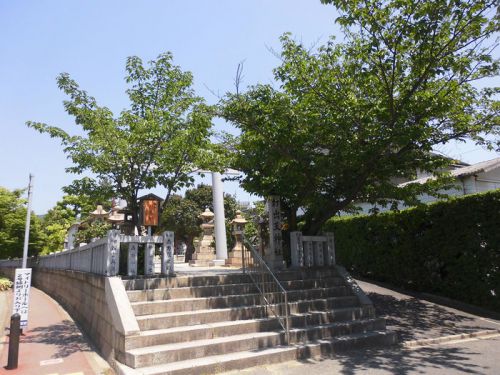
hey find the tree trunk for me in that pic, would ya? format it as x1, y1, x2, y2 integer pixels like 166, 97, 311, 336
288, 206, 298, 232
302, 208, 337, 235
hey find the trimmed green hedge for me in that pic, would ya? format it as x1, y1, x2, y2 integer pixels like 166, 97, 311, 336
324, 189, 500, 312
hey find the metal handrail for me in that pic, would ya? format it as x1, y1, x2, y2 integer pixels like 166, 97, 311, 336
242, 239, 290, 345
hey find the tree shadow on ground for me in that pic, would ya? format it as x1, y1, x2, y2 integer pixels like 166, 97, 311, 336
367, 292, 497, 342
21, 319, 91, 358
315, 345, 490, 375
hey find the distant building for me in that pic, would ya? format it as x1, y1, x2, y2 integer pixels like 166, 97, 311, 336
352, 157, 500, 215
399, 157, 500, 202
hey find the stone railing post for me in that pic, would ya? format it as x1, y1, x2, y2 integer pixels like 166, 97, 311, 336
290, 231, 304, 268
128, 243, 138, 277
304, 240, 314, 268
145, 239, 155, 276
325, 232, 336, 266
314, 241, 325, 267
161, 231, 174, 275
106, 230, 121, 276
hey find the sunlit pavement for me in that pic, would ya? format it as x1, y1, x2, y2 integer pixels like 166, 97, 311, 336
224, 279, 500, 375
0, 288, 112, 375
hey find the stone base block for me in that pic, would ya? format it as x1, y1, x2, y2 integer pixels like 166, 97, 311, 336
191, 250, 216, 261
189, 259, 216, 267
225, 250, 252, 267
264, 255, 286, 270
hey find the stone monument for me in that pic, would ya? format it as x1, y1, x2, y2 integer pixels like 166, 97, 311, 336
264, 196, 285, 269
189, 208, 216, 267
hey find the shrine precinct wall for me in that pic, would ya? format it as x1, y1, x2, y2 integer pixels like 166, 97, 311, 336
0, 266, 136, 367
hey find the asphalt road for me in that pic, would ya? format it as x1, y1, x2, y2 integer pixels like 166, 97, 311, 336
224, 278, 500, 375
226, 334, 500, 375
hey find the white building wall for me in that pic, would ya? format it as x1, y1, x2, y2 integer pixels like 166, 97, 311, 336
475, 169, 500, 193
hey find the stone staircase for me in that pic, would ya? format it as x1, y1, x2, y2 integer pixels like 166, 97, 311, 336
119, 269, 395, 374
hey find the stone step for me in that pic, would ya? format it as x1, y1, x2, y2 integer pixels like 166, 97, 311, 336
132, 345, 298, 375
123, 273, 252, 290
123, 272, 346, 291
125, 331, 283, 368
125, 314, 385, 349
127, 283, 260, 302
127, 283, 350, 302
122, 331, 395, 375
137, 306, 267, 330
289, 318, 387, 344
125, 318, 281, 350
137, 305, 372, 331
131, 293, 359, 316
276, 269, 343, 281
281, 276, 347, 288
310, 330, 397, 355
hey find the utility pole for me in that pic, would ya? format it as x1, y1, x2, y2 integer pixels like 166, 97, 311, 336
22, 174, 34, 269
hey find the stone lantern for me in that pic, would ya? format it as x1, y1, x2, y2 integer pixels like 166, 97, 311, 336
189, 208, 217, 267
106, 204, 125, 228
225, 210, 251, 267
89, 204, 108, 221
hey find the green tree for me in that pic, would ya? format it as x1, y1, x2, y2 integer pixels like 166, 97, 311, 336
39, 200, 76, 254
61, 177, 114, 218
28, 53, 217, 226
75, 220, 112, 245
160, 194, 201, 256
160, 184, 238, 255
221, 0, 499, 234
0, 187, 43, 258
184, 184, 238, 221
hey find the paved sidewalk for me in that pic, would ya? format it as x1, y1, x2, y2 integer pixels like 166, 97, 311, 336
0, 288, 113, 375
357, 279, 500, 343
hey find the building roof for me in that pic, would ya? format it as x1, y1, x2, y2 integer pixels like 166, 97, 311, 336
399, 157, 500, 187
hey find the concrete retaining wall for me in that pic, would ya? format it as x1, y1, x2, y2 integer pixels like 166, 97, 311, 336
0, 267, 130, 366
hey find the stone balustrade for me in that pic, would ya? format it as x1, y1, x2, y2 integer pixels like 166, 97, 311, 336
0, 230, 175, 277
290, 231, 335, 268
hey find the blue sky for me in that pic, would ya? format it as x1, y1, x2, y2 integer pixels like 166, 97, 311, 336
0, 1, 498, 214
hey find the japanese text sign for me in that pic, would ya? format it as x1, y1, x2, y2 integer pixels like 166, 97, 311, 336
12, 268, 32, 328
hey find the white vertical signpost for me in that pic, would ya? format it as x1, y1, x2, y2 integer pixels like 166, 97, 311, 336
12, 174, 34, 328
22, 174, 34, 269
12, 268, 32, 328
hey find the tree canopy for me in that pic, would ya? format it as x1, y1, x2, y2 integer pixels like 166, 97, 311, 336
28, 53, 218, 225
221, 0, 499, 234
38, 199, 76, 254
0, 187, 43, 258
160, 184, 238, 256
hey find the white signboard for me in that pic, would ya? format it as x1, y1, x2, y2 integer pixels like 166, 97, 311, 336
12, 268, 32, 328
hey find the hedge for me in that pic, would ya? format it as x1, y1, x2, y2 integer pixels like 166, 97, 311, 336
324, 189, 500, 312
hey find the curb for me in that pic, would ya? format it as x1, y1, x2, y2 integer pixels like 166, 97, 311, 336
402, 329, 500, 348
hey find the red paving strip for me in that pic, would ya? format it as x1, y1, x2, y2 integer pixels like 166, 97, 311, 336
0, 288, 97, 375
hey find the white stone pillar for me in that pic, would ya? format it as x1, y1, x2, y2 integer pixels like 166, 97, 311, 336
212, 172, 228, 262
